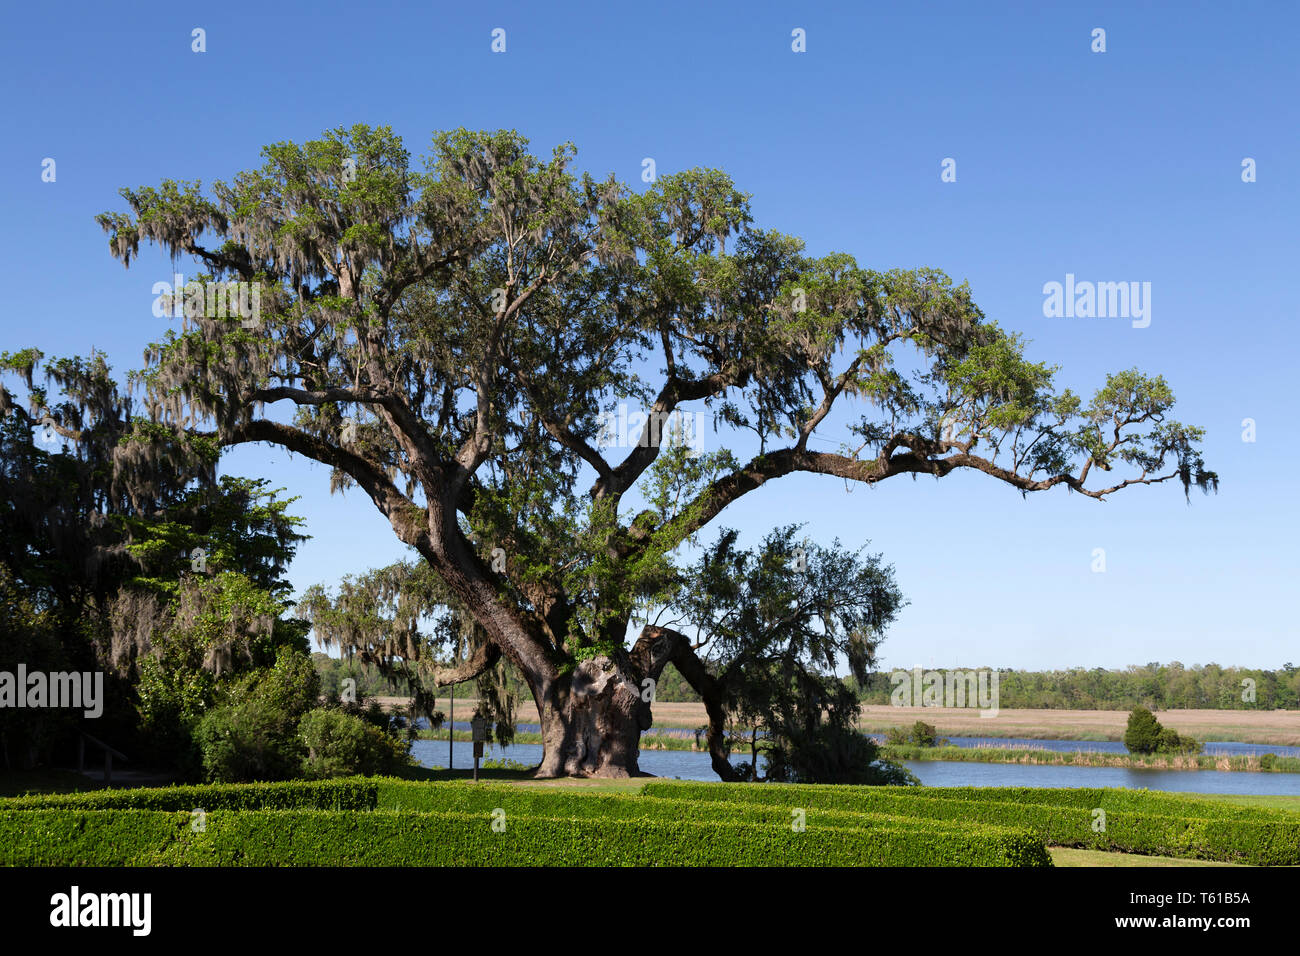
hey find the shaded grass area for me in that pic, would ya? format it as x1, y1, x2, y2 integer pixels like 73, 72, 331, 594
0, 769, 107, 798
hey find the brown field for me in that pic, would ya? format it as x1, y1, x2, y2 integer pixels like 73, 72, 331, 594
383, 697, 1300, 746
855, 705, 1300, 746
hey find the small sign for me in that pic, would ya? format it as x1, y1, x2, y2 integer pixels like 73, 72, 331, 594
473, 741, 484, 758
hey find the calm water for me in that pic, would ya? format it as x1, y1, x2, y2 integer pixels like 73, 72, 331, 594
412, 740, 749, 779
430, 721, 1300, 759
900, 760, 1300, 794
862, 734, 1300, 759
410, 740, 1300, 795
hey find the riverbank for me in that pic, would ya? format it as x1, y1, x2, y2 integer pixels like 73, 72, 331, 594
416, 729, 1300, 772
879, 744, 1300, 773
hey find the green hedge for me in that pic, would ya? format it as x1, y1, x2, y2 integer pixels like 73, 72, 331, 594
0, 778, 377, 812
0, 810, 191, 866
641, 782, 1300, 866
375, 779, 1041, 842
899, 786, 1300, 822
1, 808, 1051, 867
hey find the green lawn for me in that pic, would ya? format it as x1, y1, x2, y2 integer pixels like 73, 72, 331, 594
1186, 792, 1300, 812
1049, 847, 1245, 867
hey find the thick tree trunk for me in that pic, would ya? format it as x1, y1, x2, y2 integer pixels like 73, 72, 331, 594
532, 656, 651, 778
632, 624, 743, 782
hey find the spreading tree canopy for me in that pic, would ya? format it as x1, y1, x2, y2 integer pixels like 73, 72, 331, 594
88, 124, 1217, 777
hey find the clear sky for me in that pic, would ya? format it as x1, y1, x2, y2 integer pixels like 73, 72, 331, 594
2, 1, 1296, 671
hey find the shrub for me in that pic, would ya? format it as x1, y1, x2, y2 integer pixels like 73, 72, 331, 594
194, 695, 305, 782
1124, 707, 1199, 755
884, 726, 909, 745
193, 646, 319, 782
764, 723, 919, 785
1124, 707, 1162, 754
298, 709, 412, 778
885, 720, 945, 747
1156, 726, 1200, 754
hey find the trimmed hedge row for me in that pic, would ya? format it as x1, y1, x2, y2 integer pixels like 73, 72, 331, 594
641, 782, 1300, 865
375, 779, 1043, 843
0, 810, 191, 866
881, 786, 1300, 823
1, 808, 1052, 867
0, 778, 377, 812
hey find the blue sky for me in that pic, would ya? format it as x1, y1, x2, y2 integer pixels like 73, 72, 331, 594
1, 1, 1296, 670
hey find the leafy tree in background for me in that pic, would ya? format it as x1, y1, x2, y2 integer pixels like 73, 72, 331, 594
670, 526, 909, 783
0, 350, 310, 772
90, 125, 1216, 777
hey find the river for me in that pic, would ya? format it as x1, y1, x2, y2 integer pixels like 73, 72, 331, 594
411, 740, 1300, 795
430, 720, 1300, 759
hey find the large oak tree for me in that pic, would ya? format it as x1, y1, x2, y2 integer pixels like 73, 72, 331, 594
93, 125, 1216, 777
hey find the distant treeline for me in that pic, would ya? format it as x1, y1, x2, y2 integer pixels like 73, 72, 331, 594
317, 656, 1299, 711
850, 663, 1300, 711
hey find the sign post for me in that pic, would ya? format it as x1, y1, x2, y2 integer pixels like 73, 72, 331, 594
471, 716, 487, 782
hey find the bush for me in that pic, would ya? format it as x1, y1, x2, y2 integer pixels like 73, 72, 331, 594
1157, 726, 1200, 754
298, 709, 412, 778
193, 647, 320, 782
1123, 707, 1162, 754
1124, 707, 1199, 755
763, 723, 919, 785
194, 695, 305, 782
885, 721, 944, 748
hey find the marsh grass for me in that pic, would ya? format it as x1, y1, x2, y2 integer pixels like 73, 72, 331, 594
880, 744, 1300, 772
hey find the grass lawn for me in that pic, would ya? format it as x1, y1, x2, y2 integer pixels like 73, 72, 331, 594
1188, 793, 1300, 812
1048, 847, 1245, 867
